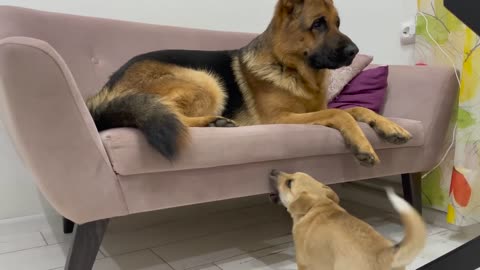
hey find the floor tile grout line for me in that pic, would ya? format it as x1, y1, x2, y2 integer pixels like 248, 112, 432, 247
98, 248, 106, 258
0, 202, 277, 251
38, 205, 254, 238
39, 230, 49, 245
209, 240, 295, 267
149, 248, 176, 270
47, 248, 174, 270
149, 235, 294, 270
0, 230, 50, 255
212, 261, 225, 270
102, 229, 231, 258
102, 209, 258, 249
428, 228, 454, 236
145, 217, 291, 252
0, 242, 51, 256
106, 201, 272, 236
53, 207, 272, 257
44, 249, 116, 270
186, 262, 223, 270
185, 238, 295, 270
238, 209, 288, 220
100, 226, 243, 258
101, 214, 290, 258
371, 216, 453, 237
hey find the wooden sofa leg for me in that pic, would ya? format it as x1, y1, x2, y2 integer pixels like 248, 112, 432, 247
63, 217, 75, 234
401, 173, 423, 214
65, 219, 109, 270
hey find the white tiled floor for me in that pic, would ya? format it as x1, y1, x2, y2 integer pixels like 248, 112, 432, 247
0, 196, 478, 270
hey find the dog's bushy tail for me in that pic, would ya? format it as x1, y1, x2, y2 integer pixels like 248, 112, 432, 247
385, 187, 427, 268
87, 89, 189, 160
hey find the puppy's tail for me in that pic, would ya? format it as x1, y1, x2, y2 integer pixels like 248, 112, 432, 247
386, 187, 426, 268
87, 89, 189, 160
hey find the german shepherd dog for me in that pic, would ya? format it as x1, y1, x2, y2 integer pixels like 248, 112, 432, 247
87, 0, 412, 166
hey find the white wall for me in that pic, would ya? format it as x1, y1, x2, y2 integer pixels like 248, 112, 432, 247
0, 0, 417, 65
336, 0, 417, 65
0, 123, 45, 219
0, 0, 417, 220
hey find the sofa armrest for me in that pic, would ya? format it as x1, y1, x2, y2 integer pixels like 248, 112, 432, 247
0, 37, 128, 223
383, 65, 459, 171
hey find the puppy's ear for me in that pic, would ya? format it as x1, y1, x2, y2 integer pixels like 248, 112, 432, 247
281, 0, 304, 15
324, 186, 340, 204
289, 192, 315, 216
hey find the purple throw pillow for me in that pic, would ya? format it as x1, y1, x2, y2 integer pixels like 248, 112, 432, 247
328, 66, 389, 113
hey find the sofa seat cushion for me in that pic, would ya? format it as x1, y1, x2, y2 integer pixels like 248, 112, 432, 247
100, 118, 424, 176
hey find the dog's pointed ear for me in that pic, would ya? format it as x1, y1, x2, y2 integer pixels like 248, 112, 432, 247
280, 0, 304, 15
289, 192, 315, 216
324, 186, 340, 204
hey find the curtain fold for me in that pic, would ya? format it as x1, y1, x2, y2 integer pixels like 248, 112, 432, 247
416, 0, 480, 226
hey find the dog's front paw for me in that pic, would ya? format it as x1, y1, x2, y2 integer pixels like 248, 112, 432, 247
370, 121, 412, 145
351, 144, 380, 167
208, 117, 237, 128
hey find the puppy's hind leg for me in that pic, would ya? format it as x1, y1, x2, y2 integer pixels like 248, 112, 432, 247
345, 107, 412, 145
297, 264, 308, 270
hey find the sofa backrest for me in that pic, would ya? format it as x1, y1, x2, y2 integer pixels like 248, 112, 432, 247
0, 6, 256, 98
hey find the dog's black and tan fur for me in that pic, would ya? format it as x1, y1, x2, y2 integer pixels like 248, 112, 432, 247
87, 0, 412, 165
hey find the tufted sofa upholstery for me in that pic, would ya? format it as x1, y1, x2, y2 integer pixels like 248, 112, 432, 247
0, 6, 458, 224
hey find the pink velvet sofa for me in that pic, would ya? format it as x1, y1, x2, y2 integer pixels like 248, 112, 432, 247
0, 6, 458, 270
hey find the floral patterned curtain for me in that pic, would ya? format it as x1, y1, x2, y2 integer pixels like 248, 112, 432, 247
416, 0, 480, 226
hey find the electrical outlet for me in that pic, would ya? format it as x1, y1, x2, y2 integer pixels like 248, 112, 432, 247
400, 19, 416, 45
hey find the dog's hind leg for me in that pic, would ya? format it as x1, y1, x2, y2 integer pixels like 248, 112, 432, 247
181, 115, 237, 127
146, 67, 236, 128
344, 107, 412, 145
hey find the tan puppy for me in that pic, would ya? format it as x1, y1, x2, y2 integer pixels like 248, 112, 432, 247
270, 170, 426, 270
